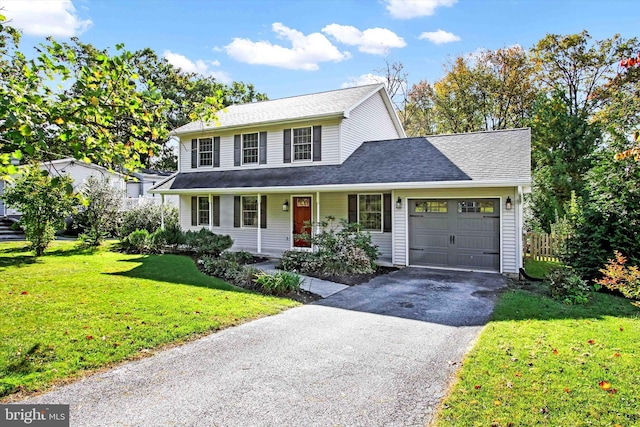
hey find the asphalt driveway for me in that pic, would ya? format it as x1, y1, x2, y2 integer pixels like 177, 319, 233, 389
23, 268, 508, 426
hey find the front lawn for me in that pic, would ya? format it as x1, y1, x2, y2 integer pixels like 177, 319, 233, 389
0, 241, 298, 399
434, 283, 640, 426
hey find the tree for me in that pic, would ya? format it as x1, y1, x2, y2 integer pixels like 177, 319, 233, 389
1, 168, 77, 255
527, 32, 640, 231
403, 80, 436, 136
0, 17, 224, 176
77, 176, 125, 247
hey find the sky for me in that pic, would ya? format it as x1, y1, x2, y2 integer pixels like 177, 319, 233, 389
1, 0, 639, 100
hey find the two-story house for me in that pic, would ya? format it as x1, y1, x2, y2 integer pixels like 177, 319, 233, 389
150, 84, 531, 274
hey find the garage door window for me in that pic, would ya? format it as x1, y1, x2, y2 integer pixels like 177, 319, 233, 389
415, 201, 448, 213
358, 194, 382, 232
458, 201, 495, 213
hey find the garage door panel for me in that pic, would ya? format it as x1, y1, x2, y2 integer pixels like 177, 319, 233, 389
456, 235, 499, 251
456, 217, 499, 232
456, 253, 499, 270
410, 249, 448, 267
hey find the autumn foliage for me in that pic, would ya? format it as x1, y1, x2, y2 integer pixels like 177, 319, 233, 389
614, 52, 640, 161
595, 251, 640, 307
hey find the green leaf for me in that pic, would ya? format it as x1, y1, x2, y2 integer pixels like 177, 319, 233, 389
19, 124, 32, 136
0, 13, 6, 21
12, 150, 23, 160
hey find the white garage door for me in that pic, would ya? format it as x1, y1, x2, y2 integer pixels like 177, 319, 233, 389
408, 199, 500, 271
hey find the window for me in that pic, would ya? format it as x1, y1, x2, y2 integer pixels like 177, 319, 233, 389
242, 133, 259, 164
358, 194, 382, 232
415, 201, 448, 213
458, 201, 495, 213
199, 138, 213, 167
293, 127, 312, 161
198, 197, 210, 225
242, 196, 258, 227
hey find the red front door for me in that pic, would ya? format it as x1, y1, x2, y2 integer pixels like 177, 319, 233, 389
293, 197, 312, 248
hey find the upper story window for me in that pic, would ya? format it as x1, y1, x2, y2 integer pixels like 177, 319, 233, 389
293, 127, 312, 161
199, 138, 213, 167
242, 133, 259, 164
358, 194, 382, 232
191, 137, 219, 169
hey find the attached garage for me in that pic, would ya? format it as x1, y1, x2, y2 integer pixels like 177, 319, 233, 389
408, 199, 500, 272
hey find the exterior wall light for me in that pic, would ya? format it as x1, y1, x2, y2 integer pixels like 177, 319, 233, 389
282, 200, 289, 211
505, 196, 512, 210
396, 197, 402, 209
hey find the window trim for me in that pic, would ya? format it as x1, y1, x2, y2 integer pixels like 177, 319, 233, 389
357, 193, 383, 233
241, 195, 259, 228
242, 132, 259, 165
291, 126, 313, 163
198, 137, 213, 168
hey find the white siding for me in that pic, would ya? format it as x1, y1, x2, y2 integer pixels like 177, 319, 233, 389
44, 161, 126, 192
178, 118, 342, 173
393, 187, 519, 273
340, 91, 402, 162
178, 191, 393, 261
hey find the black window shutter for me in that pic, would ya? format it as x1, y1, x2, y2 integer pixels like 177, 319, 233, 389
260, 195, 267, 229
348, 194, 358, 223
233, 196, 241, 228
383, 193, 392, 232
212, 196, 220, 227
213, 137, 220, 168
283, 129, 291, 163
191, 139, 198, 168
234, 135, 241, 166
312, 125, 322, 161
259, 132, 267, 164
191, 196, 197, 226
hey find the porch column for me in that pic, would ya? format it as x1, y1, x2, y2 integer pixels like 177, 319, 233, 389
316, 191, 321, 235
208, 194, 214, 232
257, 193, 262, 254
160, 194, 165, 230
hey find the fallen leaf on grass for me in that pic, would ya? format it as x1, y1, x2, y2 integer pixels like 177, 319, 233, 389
21, 291, 28, 295
474, 385, 482, 389
515, 372, 523, 377
614, 352, 621, 358
552, 349, 559, 355
587, 339, 595, 345
564, 388, 570, 393
494, 400, 501, 406
619, 327, 624, 331
598, 380, 611, 390
85, 335, 94, 340
608, 388, 617, 395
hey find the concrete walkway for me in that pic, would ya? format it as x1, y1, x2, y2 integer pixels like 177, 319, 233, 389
22, 268, 508, 426
253, 260, 348, 298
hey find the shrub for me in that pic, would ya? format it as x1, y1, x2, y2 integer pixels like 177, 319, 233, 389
278, 250, 318, 272
184, 229, 233, 256
148, 225, 186, 250
199, 256, 259, 290
280, 218, 379, 276
118, 203, 178, 238
595, 251, 640, 307
123, 229, 150, 253
220, 250, 254, 265
546, 266, 595, 305
77, 176, 124, 246
253, 271, 303, 295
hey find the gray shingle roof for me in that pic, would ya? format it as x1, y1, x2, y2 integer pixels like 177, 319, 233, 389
155, 129, 531, 192
173, 84, 384, 135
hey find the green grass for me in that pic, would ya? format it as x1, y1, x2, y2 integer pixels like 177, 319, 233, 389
434, 283, 640, 426
0, 241, 298, 399
524, 257, 561, 279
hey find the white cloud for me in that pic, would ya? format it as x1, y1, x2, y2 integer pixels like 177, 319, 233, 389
224, 22, 350, 71
419, 29, 461, 45
385, 0, 457, 19
341, 73, 387, 88
2, 0, 92, 37
163, 51, 231, 83
322, 24, 406, 55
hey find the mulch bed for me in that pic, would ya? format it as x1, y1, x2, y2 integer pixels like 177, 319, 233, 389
303, 266, 398, 286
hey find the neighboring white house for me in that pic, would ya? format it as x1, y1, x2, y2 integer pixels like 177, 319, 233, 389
150, 84, 531, 274
1, 158, 177, 218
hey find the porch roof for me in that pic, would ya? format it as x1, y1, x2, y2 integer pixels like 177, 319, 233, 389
152, 129, 531, 193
